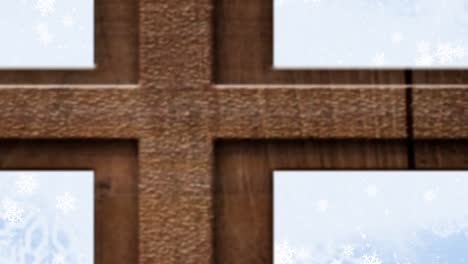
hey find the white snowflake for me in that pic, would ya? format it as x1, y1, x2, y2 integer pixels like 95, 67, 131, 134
56, 192, 76, 214
36, 24, 54, 46
432, 221, 459, 238
372, 53, 385, 66
52, 253, 66, 264
35, 0, 56, 16
15, 173, 38, 195
342, 245, 354, 258
391, 32, 403, 44
424, 190, 437, 202
63, 15, 75, 27
330, 259, 343, 264
296, 247, 311, 260
1, 198, 24, 224
359, 254, 383, 264
435, 43, 465, 64
275, 241, 296, 264
415, 54, 434, 66
366, 185, 378, 197
414, 41, 465, 66
316, 199, 329, 212
417, 41, 431, 54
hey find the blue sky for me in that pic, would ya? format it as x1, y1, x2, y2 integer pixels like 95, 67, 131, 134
274, 171, 468, 264
0, 171, 94, 264
274, 0, 468, 68
0, 0, 94, 68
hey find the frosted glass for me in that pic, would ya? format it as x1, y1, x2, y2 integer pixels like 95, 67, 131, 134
274, 0, 468, 68
0, 170, 94, 263
274, 171, 468, 264
0, 0, 94, 69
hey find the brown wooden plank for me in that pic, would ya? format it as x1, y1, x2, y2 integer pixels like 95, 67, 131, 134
0, 0, 138, 84
214, 88, 407, 138
0, 140, 138, 264
415, 140, 468, 168
412, 87, 468, 138
214, 0, 405, 84
214, 140, 408, 264
412, 71, 468, 85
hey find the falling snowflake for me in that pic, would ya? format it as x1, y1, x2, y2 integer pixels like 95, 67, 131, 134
366, 185, 378, 197
296, 247, 311, 260
330, 259, 343, 264
435, 43, 465, 64
316, 199, 329, 212
52, 253, 66, 264
56, 192, 76, 214
432, 221, 459, 238
391, 32, 403, 44
15, 173, 38, 195
36, 0, 56, 16
35, 0, 56, 16
36, 24, 54, 46
359, 254, 383, 264
275, 241, 296, 264
342, 245, 354, 258
417, 41, 431, 54
1, 198, 24, 224
372, 53, 385, 66
424, 190, 437, 202
63, 15, 75, 27
415, 54, 434, 66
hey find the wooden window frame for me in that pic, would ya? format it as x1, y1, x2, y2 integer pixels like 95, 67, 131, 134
0, 0, 464, 263
215, 0, 468, 86
214, 139, 468, 263
0, 140, 138, 264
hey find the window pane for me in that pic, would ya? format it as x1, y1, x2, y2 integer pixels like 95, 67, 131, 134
0, 170, 94, 263
274, 1, 468, 68
0, 1, 94, 69
274, 171, 468, 264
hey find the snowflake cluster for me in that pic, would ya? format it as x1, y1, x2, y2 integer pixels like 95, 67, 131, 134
15, 173, 38, 195
1, 198, 24, 224
359, 254, 383, 264
342, 245, 354, 258
0, 172, 89, 264
52, 252, 67, 264
275, 241, 296, 264
36, 24, 54, 46
56, 192, 76, 214
416, 41, 465, 66
274, 241, 385, 264
35, 0, 56, 16
33, 0, 76, 47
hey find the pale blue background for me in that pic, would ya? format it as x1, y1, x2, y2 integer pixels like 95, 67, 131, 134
0, 170, 94, 264
274, 171, 468, 264
274, 0, 468, 68
0, 0, 94, 68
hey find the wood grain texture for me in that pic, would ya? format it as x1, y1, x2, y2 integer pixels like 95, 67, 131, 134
214, 0, 405, 84
412, 72, 468, 85
0, 0, 462, 262
412, 88, 468, 138
0, 0, 138, 84
214, 87, 407, 138
0, 140, 138, 264
415, 140, 468, 168
0, 67, 407, 264
214, 140, 408, 264
139, 0, 212, 87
